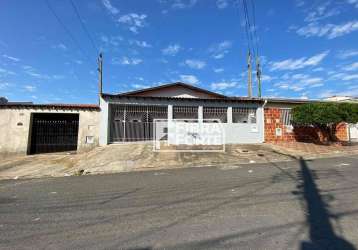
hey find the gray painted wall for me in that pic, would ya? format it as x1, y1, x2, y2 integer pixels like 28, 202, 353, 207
101, 96, 264, 144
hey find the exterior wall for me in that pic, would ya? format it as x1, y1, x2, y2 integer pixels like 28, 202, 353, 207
349, 123, 358, 141
102, 96, 264, 144
0, 108, 100, 157
99, 96, 109, 146
264, 107, 348, 143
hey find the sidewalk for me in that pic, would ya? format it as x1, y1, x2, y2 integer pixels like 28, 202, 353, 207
0, 144, 291, 180
269, 141, 358, 159
1, 142, 357, 180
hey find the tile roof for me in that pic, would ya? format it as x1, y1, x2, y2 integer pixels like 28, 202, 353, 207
0, 103, 100, 110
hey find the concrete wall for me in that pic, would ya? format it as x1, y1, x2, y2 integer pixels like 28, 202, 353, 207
101, 96, 264, 144
0, 107, 100, 157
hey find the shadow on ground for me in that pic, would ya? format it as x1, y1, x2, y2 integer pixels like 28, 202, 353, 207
135, 157, 357, 249
297, 157, 356, 250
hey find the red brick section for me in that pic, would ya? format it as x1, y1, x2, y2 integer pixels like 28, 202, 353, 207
264, 108, 348, 143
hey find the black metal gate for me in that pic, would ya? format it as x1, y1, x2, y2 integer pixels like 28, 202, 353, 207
109, 104, 167, 142
29, 113, 79, 154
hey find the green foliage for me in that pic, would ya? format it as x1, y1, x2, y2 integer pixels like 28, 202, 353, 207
292, 102, 358, 127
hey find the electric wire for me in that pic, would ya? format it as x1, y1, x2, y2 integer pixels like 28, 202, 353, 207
44, 0, 93, 64
249, 0, 260, 58
69, 0, 99, 54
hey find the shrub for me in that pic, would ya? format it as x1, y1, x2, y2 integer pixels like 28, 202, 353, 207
292, 102, 358, 142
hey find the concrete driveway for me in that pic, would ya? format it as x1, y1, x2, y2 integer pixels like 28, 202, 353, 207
0, 143, 294, 180
1, 155, 358, 249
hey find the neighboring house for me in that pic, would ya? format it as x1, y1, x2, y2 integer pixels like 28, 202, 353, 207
324, 95, 358, 142
0, 103, 100, 157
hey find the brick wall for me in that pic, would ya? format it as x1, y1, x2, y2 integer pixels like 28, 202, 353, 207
264, 108, 348, 143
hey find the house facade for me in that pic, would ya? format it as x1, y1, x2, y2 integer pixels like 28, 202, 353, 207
99, 82, 350, 146
99, 82, 265, 145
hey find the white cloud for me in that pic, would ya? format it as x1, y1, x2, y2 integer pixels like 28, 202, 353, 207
296, 0, 305, 7
291, 73, 309, 80
179, 74, 199, 84
24, 85, 36, 92
211, 81, 237, 90
342, 74, 358, 80
336, 49, 358, 59
2, 54, 20, 62
296, 21, 358, 39
300, 94, 309, 100
209, 40, 233, 59
113, 56, 143, 65
132, 84, 150, 89
216, 0, 229, 9
312, 67, 324, 72
118, 13, 147, 33
51, 43, 67, 51
184, 59, 206, 69
130, 40, 152, 48
318, 87, 358, 98
171, 0, 198, 9
274, 82, 290, 90
344, 62, 358, 71
102, 0, 119, 15
0, 82, 10, 89
269, 51, 329, 71
304, 77, 323, 84
74, 60, 83, 65
347, 0, 358, 8
0, 67, 15, 75
273, 75, 324, 92
100, 35, 123, 47
214, 68, 224, 73
261, 75, 274, 81
162, 44, 181, 56
304, 2, 340, 22
310, 83, 324, 88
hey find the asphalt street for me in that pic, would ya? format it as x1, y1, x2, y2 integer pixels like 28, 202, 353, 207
1, 155, 358, 250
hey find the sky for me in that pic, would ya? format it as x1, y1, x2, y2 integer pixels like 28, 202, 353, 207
0, 0, 357, 104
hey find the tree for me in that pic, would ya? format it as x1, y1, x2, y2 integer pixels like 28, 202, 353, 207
292, 102, 358, 142
0, 97, 8, 104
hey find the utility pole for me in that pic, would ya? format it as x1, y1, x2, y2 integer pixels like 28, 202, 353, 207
256, 56, 262, 98
98, 53, 103, 102
247, 51, 252, 98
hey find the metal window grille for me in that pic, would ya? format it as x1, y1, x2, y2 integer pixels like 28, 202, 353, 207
280, 109, 292, 126
173, 106, 198, 121
110, 104, 167, 142
203, 107, 227, 123
232, 108, 257, 123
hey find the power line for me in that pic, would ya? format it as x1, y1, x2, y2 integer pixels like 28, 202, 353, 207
239, 0, 263, 97
68, 0, 99, 54
241, 0, 253, 55
44, 0, 93, 63
249, 0, 260, 58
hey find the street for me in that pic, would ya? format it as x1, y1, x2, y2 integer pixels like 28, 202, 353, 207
1, 155, 358, 250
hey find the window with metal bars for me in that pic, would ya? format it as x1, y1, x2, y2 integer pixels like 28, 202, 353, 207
203, 107, 227, 123
173, 106, 198, 121
280, 109, 293, 126
232, 108, 257, 123
110, 105, 167, 122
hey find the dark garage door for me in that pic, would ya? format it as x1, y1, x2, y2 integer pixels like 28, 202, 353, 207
29, 113, 79, 154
